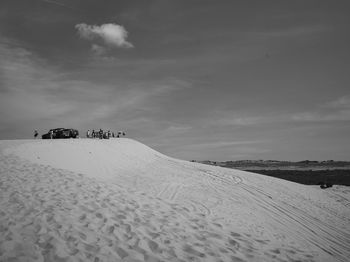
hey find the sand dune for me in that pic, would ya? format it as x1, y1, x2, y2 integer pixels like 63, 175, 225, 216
1, 139, 349, 262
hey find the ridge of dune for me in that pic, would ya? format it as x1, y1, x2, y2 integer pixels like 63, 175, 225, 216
1, 139, 350, 262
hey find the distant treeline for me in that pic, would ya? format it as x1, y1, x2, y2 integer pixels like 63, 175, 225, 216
246, 169, 350, 186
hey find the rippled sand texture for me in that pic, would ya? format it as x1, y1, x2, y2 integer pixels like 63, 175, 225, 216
1, 139, 349, 262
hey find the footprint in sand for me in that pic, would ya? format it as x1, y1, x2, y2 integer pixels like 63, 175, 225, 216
219, 248, 229, 253
107, 225, 115, 234
270, 249, 281, 254
83, 243, 100, 253
254, 239, 270, 245
79, 214, 87, 222
194, 234, 206, 242
206, 232, 223, 240
95, 212, 103, 219
124, 224, 131, 234
230, 255, 246, 262
183, 244, 206, 258
228, 238, 240, 249
163, 239, 171, 245
147, 239, 160, 253
78, 231, 87, 241
115, 247, 129, 259
116, 214, 127, 220
148, 232, 160, 239
230, 232, 242, 238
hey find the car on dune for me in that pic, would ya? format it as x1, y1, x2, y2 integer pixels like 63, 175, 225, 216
42, 128, 79, 139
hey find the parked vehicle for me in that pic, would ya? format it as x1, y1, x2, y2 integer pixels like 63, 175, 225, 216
42, 128, 79, 139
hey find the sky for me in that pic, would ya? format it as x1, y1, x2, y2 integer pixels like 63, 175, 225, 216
1, 0, 350, 161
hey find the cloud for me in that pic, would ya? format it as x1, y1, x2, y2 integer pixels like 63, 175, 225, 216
216, 116, 263, 127
325, 95, 350, 109
212, 95, 350, 127
0, 40, 79, 137
75, 23, 133, 51
180, 140, 264, 149
292, 96, 350, 122
41, 0, 76, 10
259, 25, 331, 38
292, 110, 350, 122
165, 125, 192, 134
157, 139, 269, 161
91, 44, 106, 56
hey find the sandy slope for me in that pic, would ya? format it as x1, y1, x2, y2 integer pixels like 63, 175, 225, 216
0, 139, 349, 262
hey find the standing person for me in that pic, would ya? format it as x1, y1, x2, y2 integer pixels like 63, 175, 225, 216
99, 129, 103, 139
92, 129, 95, 138
34, 130, 38, 139
86, 129, 90, 138
50, 130, 53, 139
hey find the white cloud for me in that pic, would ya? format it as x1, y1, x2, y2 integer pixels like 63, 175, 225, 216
41, 0, 76, 10
325, 95, 350, 109
291, 96, 350, 122
259, 25, 331, 38
91, 44, 106, 56
292, 110, 350, 122
75, 23, 133, 50
0, 40, 79, 135
181, 140, 264, 149
216, 116, 263, 126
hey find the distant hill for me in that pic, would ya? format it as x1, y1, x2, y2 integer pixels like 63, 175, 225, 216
192, 159, 350, 170
192, 160, 350, 186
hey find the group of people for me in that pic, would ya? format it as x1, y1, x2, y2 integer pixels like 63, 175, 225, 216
86, 129, 126, 139
34, 129, 126, 140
